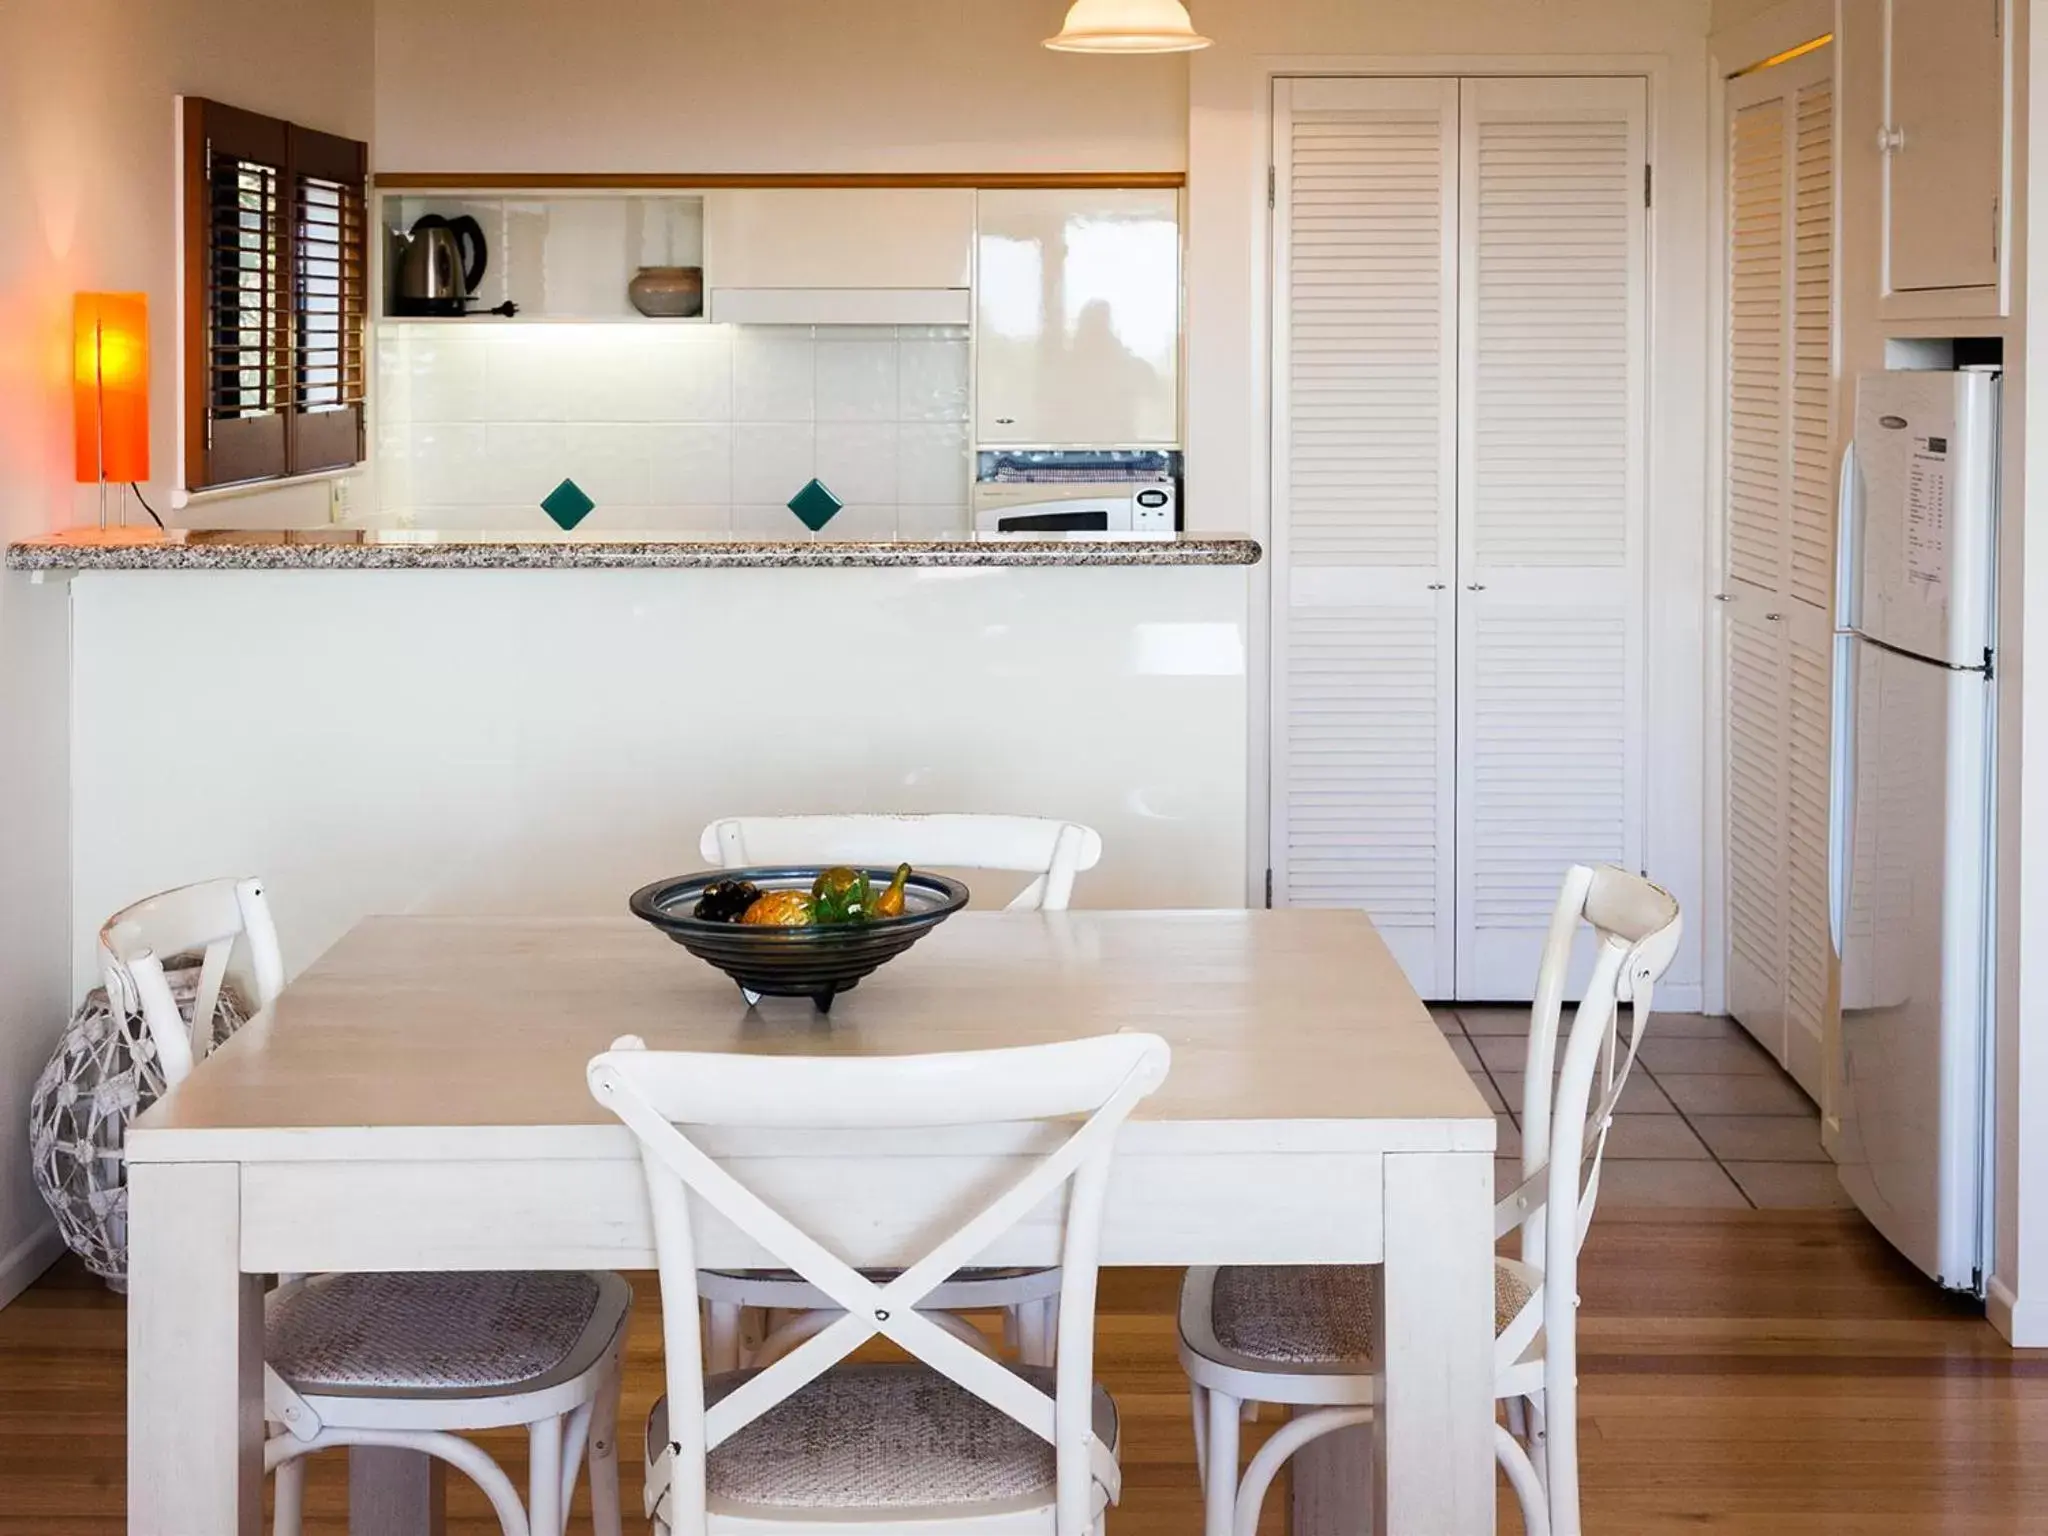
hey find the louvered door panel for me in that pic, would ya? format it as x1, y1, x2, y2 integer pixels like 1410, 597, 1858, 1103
1728, 97, 1787, 592
1720, 47, 1833, 1087
1726, 610, 1788, 1051
1455, 77, 1648, 998
1788, 78, 1836, 612
1783, 612, 1834, 1097
1271, 78, 1459, 998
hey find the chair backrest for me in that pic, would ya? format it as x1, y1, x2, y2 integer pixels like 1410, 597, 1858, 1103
98, 877, 284, 1088
588, 1031, 1170, 1536
699, 814, 1104, 911
1494, 865, 1681, 1370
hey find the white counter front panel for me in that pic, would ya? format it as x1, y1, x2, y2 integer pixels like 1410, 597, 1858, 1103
70, 566, 1248, 990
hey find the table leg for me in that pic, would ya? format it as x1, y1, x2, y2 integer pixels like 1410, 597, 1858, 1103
1377, 1149, 1495, 1535
1291, 1423, 1371, 1533
129, 1161, 265, 1536
351, 1447, 446, 1535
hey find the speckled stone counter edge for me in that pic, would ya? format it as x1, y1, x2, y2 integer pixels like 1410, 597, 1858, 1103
6, 536, 1264, 572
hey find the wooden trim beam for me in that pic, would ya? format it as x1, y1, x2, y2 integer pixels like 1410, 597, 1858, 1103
371, 170, 1187, 191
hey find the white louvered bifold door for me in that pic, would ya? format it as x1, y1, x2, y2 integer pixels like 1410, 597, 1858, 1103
1720, 47, 1834, 1099
1270, 77, 1460, 997
1453, 77, 1649, 999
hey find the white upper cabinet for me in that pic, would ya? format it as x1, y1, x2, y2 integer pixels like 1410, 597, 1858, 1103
705, 188, 974, 323
1883, 0, 2008, 298
974, 189, 1181, 447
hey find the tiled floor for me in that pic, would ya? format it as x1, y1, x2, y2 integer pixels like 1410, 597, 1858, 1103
1434, 1004, 1853, 1210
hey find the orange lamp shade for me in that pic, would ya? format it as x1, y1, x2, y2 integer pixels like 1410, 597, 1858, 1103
73, 293, 150, 484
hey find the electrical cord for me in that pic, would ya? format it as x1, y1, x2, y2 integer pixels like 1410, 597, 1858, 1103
128, 483, 166, 529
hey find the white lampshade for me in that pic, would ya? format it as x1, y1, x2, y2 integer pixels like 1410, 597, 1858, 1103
1044, 0, 1211, 53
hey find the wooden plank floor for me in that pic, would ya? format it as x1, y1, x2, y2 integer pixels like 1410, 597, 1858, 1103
6, 1210, 2048, 1533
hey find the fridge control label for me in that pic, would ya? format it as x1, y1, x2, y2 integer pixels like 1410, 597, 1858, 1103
1905, 441, 1950, 603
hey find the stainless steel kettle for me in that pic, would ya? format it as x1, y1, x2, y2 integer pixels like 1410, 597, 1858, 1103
393, 214, 488, 316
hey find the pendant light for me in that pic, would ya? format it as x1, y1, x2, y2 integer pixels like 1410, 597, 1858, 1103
1044, 0, 1211, 54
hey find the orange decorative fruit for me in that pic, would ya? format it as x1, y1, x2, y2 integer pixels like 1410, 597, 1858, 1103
739, 890, 817, 927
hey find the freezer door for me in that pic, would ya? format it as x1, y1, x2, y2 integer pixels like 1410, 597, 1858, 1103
1851, 370, 1998, 667
1829, 635, 1991, 1290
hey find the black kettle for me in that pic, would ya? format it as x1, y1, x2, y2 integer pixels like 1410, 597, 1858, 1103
394, 213, 490, 316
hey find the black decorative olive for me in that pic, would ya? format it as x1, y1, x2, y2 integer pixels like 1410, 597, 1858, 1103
692, 880, 762, 923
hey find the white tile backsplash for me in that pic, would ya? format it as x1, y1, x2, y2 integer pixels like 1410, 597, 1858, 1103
815, 339, 899, 422
377, 323, 970, 534
815, 423, 898, 506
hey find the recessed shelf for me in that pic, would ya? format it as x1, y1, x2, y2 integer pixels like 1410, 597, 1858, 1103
377, 191, 705, 323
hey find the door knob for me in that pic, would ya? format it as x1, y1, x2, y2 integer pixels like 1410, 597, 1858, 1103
1877, 125, 1906, 155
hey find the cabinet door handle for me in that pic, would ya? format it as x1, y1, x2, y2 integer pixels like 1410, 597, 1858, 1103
1766, 612, 1785, 622
1466, 583, 1487, 592
1714, 592, 1735, 602
1427, 582, 1446, 591
995, 417, 1016, 425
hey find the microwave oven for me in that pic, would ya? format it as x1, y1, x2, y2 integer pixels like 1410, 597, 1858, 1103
971, 482, 1177, 535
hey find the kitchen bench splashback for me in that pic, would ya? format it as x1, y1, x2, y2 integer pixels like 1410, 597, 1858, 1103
375, 323, 970, 536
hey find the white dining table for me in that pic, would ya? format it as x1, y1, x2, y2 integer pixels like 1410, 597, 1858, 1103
125, 908, 1497, 1535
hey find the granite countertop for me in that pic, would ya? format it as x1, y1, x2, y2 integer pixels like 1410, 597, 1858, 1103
6, 527, 1264, 572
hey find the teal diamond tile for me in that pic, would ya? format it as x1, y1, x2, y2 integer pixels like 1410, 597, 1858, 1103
540, 478, 595, 530
786, 478, 843, 532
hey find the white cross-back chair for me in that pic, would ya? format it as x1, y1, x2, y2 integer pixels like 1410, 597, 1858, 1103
101, 877, 631, 1536
588, 1030, 1170, 1535
700, 814, 1104, 914
696, 813, 1104, 1373
1175, 865, 1681, 1536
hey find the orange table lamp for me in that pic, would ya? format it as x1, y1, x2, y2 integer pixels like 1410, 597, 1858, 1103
74, 293, 149, 522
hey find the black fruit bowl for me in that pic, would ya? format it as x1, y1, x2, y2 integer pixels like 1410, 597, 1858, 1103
629, 867, 970, 1010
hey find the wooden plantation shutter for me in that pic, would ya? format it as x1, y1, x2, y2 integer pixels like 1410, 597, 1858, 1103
183, 99, 367, 489
289, 125, 369, 475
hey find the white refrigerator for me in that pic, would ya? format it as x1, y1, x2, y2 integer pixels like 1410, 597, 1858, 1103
1830, 367, 1999, 1295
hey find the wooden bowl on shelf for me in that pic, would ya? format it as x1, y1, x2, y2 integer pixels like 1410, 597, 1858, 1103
628, 867, 969, 1010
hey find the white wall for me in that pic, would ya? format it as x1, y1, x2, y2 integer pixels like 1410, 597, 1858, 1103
1182, 0, 1715, 1005
373, 0, 1189, 175
0, 0, 373, 1304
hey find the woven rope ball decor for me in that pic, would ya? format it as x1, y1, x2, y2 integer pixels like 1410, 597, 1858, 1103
27, 960, 248, 1290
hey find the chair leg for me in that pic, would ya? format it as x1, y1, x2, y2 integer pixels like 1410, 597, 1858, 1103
528, 1417, 564, 1536
272, 1452, 305, 1536
1495, 1422, 1552, 1536
1190, 1382, 1210, 1484
1203, 1388, 1241, 1536
1230, 1405, 1374, 1536
705, 1301, 745, 1374
588, 1356, 625, 1536
1017, 1299, 1055, 1367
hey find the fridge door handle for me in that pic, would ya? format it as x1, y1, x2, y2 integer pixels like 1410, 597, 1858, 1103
1828, 633, 1858, 955
1835, 439, 1861, 633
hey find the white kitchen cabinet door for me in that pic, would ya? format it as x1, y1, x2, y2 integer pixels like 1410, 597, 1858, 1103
1453, 76, 1648, 1000
1884, 0, 2007, 295
1721, 49, 1835, 1100
1269, 78, 1460, 998
706, 188, 975, 290
974, 188, 1180, 447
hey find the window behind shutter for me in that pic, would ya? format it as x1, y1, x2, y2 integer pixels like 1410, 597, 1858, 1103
182, 99, 367, 491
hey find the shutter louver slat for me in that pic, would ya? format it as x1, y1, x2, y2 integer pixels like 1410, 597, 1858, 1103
1469, 110, 1636, 571
1789, 80, 1836, 612
1728, 99, 1788, 592
1286, 109, 1448, 567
